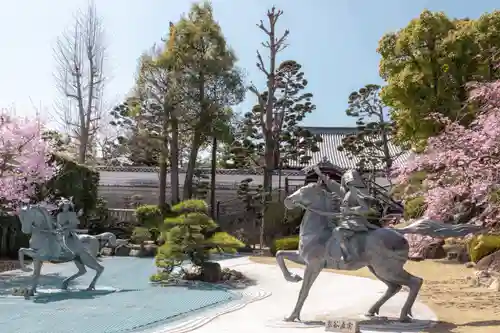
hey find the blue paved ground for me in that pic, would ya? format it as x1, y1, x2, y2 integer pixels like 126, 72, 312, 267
0, 257, 238, 333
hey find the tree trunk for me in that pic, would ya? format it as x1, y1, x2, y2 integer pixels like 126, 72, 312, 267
183, 131, 203, 200
261, 136, 274, 248
170, 116, 180, 205
78, 127, 89, 164
210, 136, 217, 218
159, 107, 170, 212
159, 158, 168, 211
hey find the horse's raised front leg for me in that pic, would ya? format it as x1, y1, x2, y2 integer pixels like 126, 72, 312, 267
29, 259, 43, 296
276, 250, 304, 282
284, 261, 322, 322
18, 247, 37, 272
61, 258, 87, 290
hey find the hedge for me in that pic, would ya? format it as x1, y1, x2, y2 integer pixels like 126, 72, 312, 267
270, 235, 300, 256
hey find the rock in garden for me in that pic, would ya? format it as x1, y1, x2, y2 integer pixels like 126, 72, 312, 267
200, 262, 222, 283
475, 249, 500, 273
129, 249, 142, 257
114, 244, 131, 256
423, 239, 446, 259
142, 244, 158, 257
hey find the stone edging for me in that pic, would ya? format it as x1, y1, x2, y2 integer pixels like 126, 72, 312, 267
151, 288, 271, 333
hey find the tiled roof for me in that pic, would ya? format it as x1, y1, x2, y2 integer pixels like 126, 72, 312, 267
287, 127, 412, 170
95, 127, 412, 175
96, 166, 304, 176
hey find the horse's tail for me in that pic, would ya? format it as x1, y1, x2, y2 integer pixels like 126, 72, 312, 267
94, 232, 117, 247
395, 218, 485, 238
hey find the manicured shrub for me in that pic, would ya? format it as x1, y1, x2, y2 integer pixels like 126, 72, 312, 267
270, 235, 300, 256
131, 227, 152, 244
403, 196, 426, 220
153, 199, 244, 281
135, 205, 162, 228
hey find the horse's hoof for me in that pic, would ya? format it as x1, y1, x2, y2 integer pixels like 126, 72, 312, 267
284, 316, 300, 322
86, 286, 95, 291
285, 274, 302, 283
399, 316, 411, 323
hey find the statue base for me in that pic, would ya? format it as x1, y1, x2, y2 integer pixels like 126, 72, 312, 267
325, 314, 434, 332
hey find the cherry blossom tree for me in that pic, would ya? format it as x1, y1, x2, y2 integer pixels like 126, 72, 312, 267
0, 113, 55, 210
394, 80, 500, 228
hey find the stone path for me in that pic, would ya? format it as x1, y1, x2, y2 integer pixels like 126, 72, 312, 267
155, 257, 437, 333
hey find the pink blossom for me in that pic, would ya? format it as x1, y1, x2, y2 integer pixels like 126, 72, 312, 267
394, 80, 500, 228
0, 112, 55, 208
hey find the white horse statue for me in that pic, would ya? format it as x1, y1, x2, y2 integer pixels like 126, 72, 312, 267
277, 166, 484, 323
17, 198, 116, 296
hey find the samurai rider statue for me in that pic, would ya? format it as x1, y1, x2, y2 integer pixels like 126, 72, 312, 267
314, 166, 380, 264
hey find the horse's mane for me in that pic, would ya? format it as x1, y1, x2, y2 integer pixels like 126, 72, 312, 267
300, 182, 342, 211
31, 206, 54, 231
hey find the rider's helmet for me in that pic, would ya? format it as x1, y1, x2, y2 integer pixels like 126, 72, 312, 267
340, 169, 366, 194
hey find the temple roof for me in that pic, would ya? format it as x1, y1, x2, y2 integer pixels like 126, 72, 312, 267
95, 126, 410, 188
288, 127, 412, 170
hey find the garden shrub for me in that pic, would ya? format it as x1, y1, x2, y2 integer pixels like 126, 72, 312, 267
403, 196, 426, 220
42, 153, 99, 225
135, 205, 162, 228
207, 232, 244, 254
131, 227, 152, 244
153, 199, 243, 281
270, 235, 300, 256
467, 234, 500, 262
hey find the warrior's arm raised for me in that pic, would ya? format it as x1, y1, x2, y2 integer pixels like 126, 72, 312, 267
313, 166, 342, 194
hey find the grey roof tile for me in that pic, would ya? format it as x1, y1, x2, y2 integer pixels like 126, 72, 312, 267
287, 126, 412, 170
95, 127, 412, 183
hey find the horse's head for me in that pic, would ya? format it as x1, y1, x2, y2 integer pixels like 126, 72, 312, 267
18, 205, 53, 235
18, 206, 35, 234
284, 182, 329, 210
58, 197, 75, 213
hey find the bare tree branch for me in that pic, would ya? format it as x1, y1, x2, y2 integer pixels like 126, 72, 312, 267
52, 1, 106, 164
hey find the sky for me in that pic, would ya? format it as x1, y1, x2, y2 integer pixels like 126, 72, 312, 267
0, 0, 498, 129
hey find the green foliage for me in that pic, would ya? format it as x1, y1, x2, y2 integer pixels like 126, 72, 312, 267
41, 153, 99, 224
230, 60, 322, 169
167, 1, 245, 199
110, 100, 161, 166
131, 227, 152, 244
135, 205, 162, 228
378, 10, 500, 149
338, 84, 401, 171
391, 171, 428, 200
154, 199, 241, 277
171, 199, 209, 215
206, 232, 244, 253
488, 188, 500, 204
403, 196, 426, 220
270, 235, 300, 256
467, 235, 500, 263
